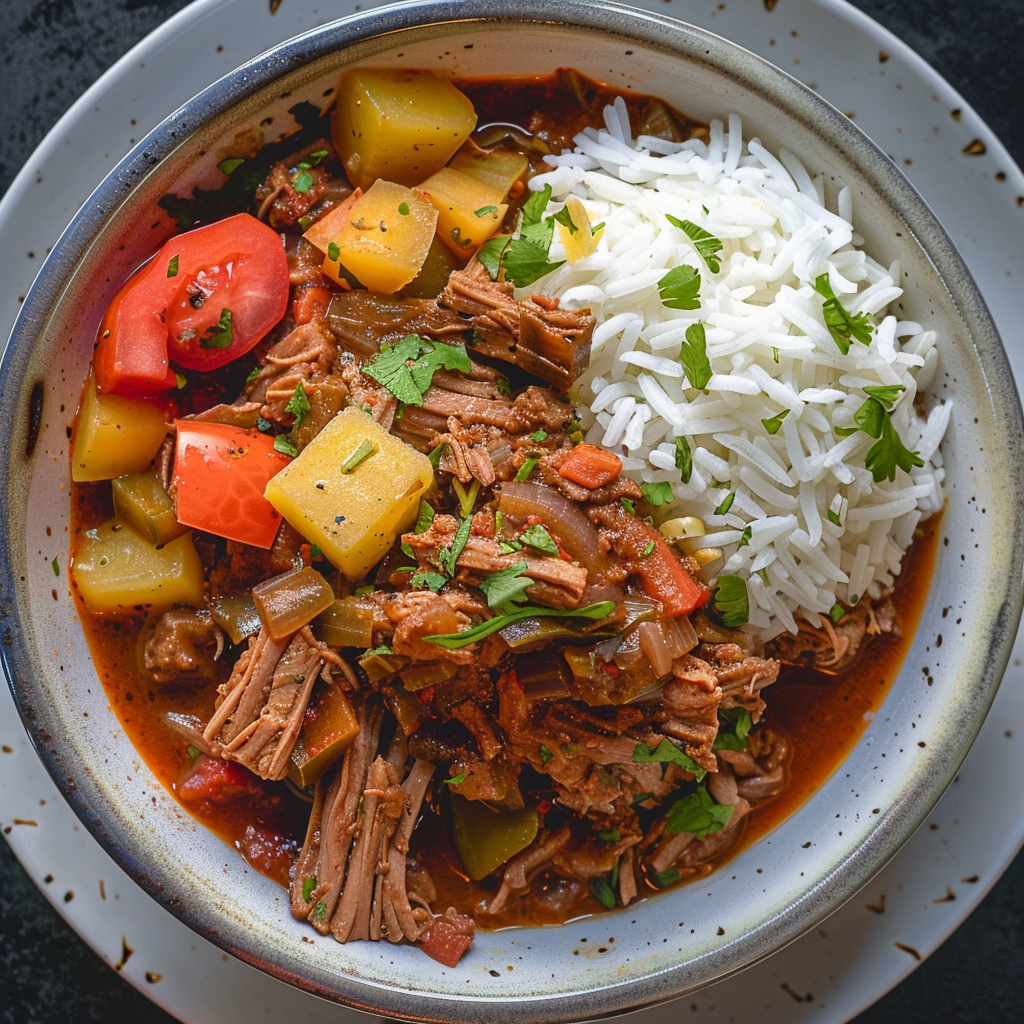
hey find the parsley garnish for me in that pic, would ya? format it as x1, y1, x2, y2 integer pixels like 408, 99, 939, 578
519, 524, 558, 555
761, 408, 789, 435
621, 497, 636, 515
411, 570, 447, 592
641, 540, 656, 557
830, 602, 846, 624
414, 500, 435, 534
632, 739, 707, 782
313, 899, 327, 920
51, 556, 59, 577
200, 308, 233, 349
475, 205, 498, 218
354, 584, 375, 597
514, 455, 540, 482
813, 273, 874, 354
827, 508, 843, 527
246, 364, 261, 383
649, 867, 680, 888
293, 169, 314, 193
167, 254, 179, 278
589, 877, 617, 910
477, 235, 510, 280
301, 876, 317, 902
713, 575, 748, 627
553, 205, 578, 234
658, 264, 701, 310
437, 516, 472, 576
479, 562, 533, 613
285, 380, 310, 427
327, 241, 340, 261
531, 429, 548, 443
364, 643, 392, 657
482, 185, 565, 287
443, 774, 466, 786
865, 414, 925, 482
863, 384, 904, 408
256, 416, 274, 434
666, 215, 723, 273
423, 600, 616, 649
274, 435, 298, 457
362, 333, 470, 407
640, 481, 674, 506
674, 436, 693, 484
739, 526, 752, 546
664, 786, 734, 838
598, 830, 620, 844
395, 202, 409, 216
712, 708, 752, 751
678, 322, 712, 389
340, 440, 376, 474
427, 442, 447, 468
217, 157, 244, 176
175, 372, 187, 389
539, 744, 553, 765
714, 492, 735, 516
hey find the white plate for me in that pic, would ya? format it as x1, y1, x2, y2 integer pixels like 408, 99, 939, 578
2, 1, 1023, 1021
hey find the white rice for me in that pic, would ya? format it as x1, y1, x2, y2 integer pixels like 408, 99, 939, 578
519, 110, 949, 642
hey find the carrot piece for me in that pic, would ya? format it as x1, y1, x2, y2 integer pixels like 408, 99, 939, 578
291, 286, 333, 325
638, 533, 709, 617
557, 443, 622, 488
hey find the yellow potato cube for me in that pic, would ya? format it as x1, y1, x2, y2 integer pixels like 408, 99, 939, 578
324, 180, 437, 293
416, 167, 507, 255
72, 518, 204, 614
333, 68, 477, 189
72, 373, 170, 482
449, 143, 528, 196
264, 407, 433, 581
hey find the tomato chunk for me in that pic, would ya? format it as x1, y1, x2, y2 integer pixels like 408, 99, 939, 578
558, 444, 622, 488
416, 911, 475, 967
172, 421, 292, 548
178, 756, 262, 805
94, 213, 289, 394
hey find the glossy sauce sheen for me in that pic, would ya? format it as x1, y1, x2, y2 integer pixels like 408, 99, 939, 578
68, 70, 940, 926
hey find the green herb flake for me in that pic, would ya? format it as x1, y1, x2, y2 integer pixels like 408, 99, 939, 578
354, 584, 375, 597
437, 516, 472, 577
274, 434, 298, 457
427, 442, 448, 469
423, 600, 616, 650
200, 307, 233, 349
658, 264, 701, 310
553, 205, 578, 234
632, 739, 707, 782
514, 455, 541, 482
813, 273, 875, 354
714, 492, 735, 516
640, 481, 674, 507
246, 364, 261, 383
621, 497, 636, 515
308, 149, 329, 165
362, 333, 471, 407
313, 899, 327, 920
412, 570, 447, 592
531, 429, 548, 443
364, 643, 392, 657
666, 215, 723, 273
175, 372, 188, 390
285, 380, 310, 428
664, 786, 734, 838
217, 157, 244, 176
302, 876, 317, 902
51, 556, 60, 577
398, 202, 411, 216
166, 254, 179, 278
327, 241, 340, 262
830, 602, 846, 625
712, 708, 753, 751
854, 397, 886, 438
186, 744, 201, 766
865, 414, 925, 482
495, 184, 566, 287
739, 525, 752, 547
519, 523, 558, 556
539, 744, 553, 765
761, 408, 790, 435
309, 545, 323, 560
475, 205, 498, 218
598, 830, 620, 844
678, 321, 712, 389
772, 347, 780, 363
293, 169, 314, 194
589, 876, 617, 910
443, 774, 466, 787
827, 508, 842, 527
415, 500, 435, 534
479, 562, 533, 613
340, 440, 377, 474
477, 235, 511, 280
674, 436, 693, 484
863, 384, 905, 409
256, 417, 274, 434
641, 540, 656, 558
650, 867, 681, 888
713, 575, 749, 627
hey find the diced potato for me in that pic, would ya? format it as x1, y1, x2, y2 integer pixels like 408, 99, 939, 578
321, 180, 437, 293
449, 142, 528, 196
72, 373, 170, 482
111, 471, 189, 545
301, 189, 361, 257
72, 518, 204, 614
332, 68, 477, 189
264, 407, 433, 581
416, 167, 507, 256
556, 196, 603, 264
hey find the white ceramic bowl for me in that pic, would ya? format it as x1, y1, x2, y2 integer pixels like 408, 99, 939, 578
2, 1, 1022, 1020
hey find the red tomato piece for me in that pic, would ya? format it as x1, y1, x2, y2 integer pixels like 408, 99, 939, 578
172, 421, 292, 548
94, 213, 289, 394
178, 756, 262, 805
416, 912, 475, 968
558, 443, 622, 488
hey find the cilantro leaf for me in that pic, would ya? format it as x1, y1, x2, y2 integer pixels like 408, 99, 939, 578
664, 785, 734, 838
362, 334, 470, 407
414, 500, 435, 534
411, 570, 447, 592
712, 708, 753, 751
217, 157, 245, 176
640, 481, 674, 507
200, 308, 233, 349
488, 184, 565, 287
854, 397, 886, 438
658, 264, 701, 310
477, 235, 511, 280
649, 867, 680, 888
590, 876, 617, 910
761, 408, 789, 435
827, 508, 843, 526
423, 600, 616, 649
863, 384, 905, 409
666, 215, 723, 273
398, 201, 410, 216
739, 525, 752, 546
443, 774, 466, 787
714, 492, 735, 516
813, 274, 875, 354
641, 540, 656, 557
437, 516, 472, 576
514, 455, 540, 482
479, 562, 533, 613
678, 322, 712, 388
674, 436, 693, 484
273, 434, 298, 457
301, 876, 317, 902
327, 241, 340, 261
553, 205, 578, 234
475, 205, 498, 218
519, 523, 558, 555
621, 497, 636, 515
293, 169, 314, 193
632, 739, 707, 781
713, 575, 748, 627
285, 380, 310, 427
865, 414, 925, 482
167, 254, 179, 278
340, 440, 376, 473
539, 744, 553, 765
246, 364, 261, 383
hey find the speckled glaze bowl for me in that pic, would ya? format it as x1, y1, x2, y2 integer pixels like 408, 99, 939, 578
1, 1, 1021, 1020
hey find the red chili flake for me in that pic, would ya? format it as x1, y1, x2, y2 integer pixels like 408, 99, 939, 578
418, 686, 436, 705
535, 799, 552, 814
602, 662, 620, 675
526, 514, 543, 525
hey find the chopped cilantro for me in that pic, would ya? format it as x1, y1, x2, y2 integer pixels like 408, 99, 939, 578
589, 876, 617, 910
256, 417, 274, 434
531, 429, 548, 443
678, 321, 712, 389
398, 202, 410, 216
479, 562, 533, 613
307, 149, 329, 165
166, 254, 179, 278
186, 744, 201, 766
863, 384, 904, 409
854, 397, 886, 438
674, 436, 693, 484
340, 440, 376, 473
309, 544, 323, 559
514, 455, 540, 482
427, 442, 447, 468
414, 500, 435, 534
313, 899, 327, 920
641, 540, 656, 557
437, 516, 472, 576
553, 205, 578, 234
772, 347, 779, 363
713, 575, 748, 627
632, 739, 707, 781
712, 708, 753, 751
475, 205, 498, 218
327, 241, 340, 261
739, 525, 752, 546
412, 570, 447, 592
761, 408, 790, 435
658, 264, 701, 310
714, 492, 735, 516
199, 308, 233, 349
362, 333, 470, 407
664, 786, 733, 838
51, 556, 59, 577
274, 434, 298, 457
490, 184, 566, 287
217, 157, 244, 176
452, 478, 481, 519
519, 524, 558, 555
813, 273, 874, 354
598, 830, 620, 844
865, 414, 925, 482
302, 877, 317, 902
539, 744, 553, 765
477, 235, 511, 280
827, 508, 843, 527
175, 372, 188, 389
246, 364, 261, 383
621, 497, 636, 515
640, 481, 674, 506
293, 169, 314, 193
443, 774, 466, 786
364, 643, 392, 657
666, 215, 723, 273
830, 602, 846, 624
650, 867, 680, 888
285, 380, 310, 427
354, 585, 375, 597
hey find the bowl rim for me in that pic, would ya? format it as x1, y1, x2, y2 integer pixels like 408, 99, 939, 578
2, 0, 1022, 1020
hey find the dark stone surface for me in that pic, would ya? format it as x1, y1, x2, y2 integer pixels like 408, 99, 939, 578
1, 1, 1022, 1022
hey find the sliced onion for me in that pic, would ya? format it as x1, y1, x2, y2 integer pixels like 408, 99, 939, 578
663, 615, 698, 659
498, 481, 611, 575
487, 439, 513, 471
637, 621, 673, 679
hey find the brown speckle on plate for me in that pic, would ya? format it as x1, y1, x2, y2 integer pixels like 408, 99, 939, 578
146, 972, 163, 983
781, 983, 813, 1002
951, 108, 962, 120
879, 50, 889, 62
865, 894, 886, 913
894, 942, 922, 961
114, 938, 134, 972
962, 139, 987, 156
933, 886, 956, 903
